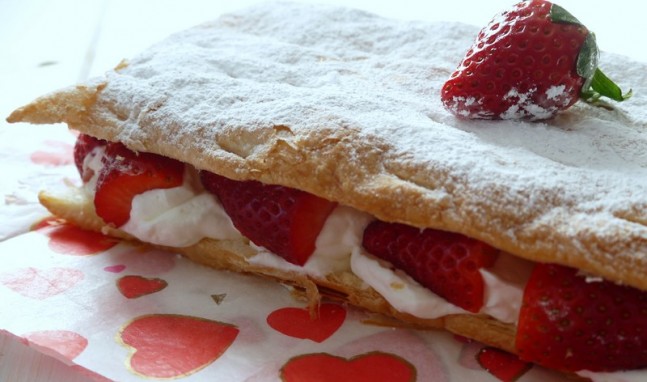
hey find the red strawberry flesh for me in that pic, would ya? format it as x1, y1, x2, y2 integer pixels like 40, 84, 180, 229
94, 142, 185, 227
516, 263, 647, 372
361, 221, 499, 313
200, 171, 337, 266
74, 134, 107, 182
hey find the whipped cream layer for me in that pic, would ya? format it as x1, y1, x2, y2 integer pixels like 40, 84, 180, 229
350, 246, 529, 323
146, 180, 528, 323
82, 148, 529, 324
121, 170, 241, 247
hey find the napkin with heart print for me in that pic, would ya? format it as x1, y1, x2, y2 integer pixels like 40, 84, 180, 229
0, 125, 567, 381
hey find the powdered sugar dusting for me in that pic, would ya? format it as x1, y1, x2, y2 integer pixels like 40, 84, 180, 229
92, 2, 647, 283
499, 87, 573, 120
546, 85, 567, 101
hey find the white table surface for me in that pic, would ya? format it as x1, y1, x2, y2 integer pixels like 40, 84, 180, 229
1, 0, 645, 380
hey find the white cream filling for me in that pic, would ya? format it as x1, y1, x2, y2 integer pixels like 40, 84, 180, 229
306, 205, 374, 277
249, 206, 528, 323
480, 252, 532, 323
82, 145, 106, 192
350, 247, 531, 322
247, 206, 373, 276
120, 169, 241, 247
350, 248, 468, 317
84, 158, 240, 247
82, 153, 526, 324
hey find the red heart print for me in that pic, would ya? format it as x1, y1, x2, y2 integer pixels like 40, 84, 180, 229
46, 223, 118, 255
267, 303, 346, 343
476, 347, 532, 382
117, 275, 168, 299
0, 267, 84, 299
35, 219, 118, 255
30, 140, 73, 166
104, 264, 126, 273
281, 352, 416, 382
24, 330, 88, 361
118, 314, 239, 378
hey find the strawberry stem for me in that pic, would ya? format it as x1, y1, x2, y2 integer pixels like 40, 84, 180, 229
582, 68, 633, 103
577, 33, 631, 103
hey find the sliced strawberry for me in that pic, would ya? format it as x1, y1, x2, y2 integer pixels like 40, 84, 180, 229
441, 0, 629, 120
516, 263, 647, 372
477, 347, 532, 382
361, 221, 499, 313
200, 171, 337, 266
94, 143, 184, 227
73, 133, 107, 182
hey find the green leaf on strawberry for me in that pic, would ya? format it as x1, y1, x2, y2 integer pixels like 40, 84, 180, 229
575, 33, 632, 104
583, 68, 633, 103
576, 33, 599, 84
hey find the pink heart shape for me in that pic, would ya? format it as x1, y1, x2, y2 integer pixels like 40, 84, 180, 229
24, 330, 88, 361
30, 140, 73, 166
1, 267, 84, 299
267, 303, 346, 343
104, 264, 126, 273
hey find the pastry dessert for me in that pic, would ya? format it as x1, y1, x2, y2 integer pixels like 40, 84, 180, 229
7, 1, 647, 380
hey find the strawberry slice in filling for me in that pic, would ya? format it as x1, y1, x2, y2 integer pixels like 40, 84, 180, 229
74, 133, 107, 182
200, 171, 337, 266
93, 142, 185, 227
361, 220, 500, 313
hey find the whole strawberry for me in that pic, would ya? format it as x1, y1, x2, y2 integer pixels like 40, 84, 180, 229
441, 0, 630, 120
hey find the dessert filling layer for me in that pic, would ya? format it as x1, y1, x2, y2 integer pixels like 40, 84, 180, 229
82, 150, 527, 324
76, 136, 647, 374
